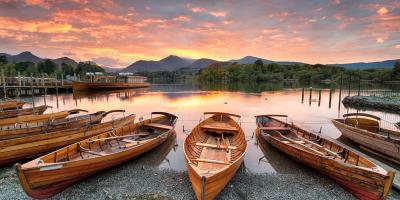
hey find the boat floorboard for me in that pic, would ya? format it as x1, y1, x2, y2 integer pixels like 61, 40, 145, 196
197, 136, 231, 172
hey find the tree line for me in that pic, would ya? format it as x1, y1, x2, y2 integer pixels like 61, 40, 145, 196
0, 55, 104, 77
198, 60, 400, 83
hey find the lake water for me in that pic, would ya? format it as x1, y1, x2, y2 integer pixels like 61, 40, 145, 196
18, 83, 400, 173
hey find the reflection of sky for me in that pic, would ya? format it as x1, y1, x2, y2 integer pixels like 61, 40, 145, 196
20, 85, 400, 173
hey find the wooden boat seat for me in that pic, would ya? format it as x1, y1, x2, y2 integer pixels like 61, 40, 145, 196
195, 142, 237, 150
201, 123, 238, 133
193, 158, 229, 165
145, 123, 172, 130
83, 150, 106, 157
260, 127, 291, 131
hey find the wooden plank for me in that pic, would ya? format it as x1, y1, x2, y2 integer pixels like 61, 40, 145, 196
195, 142, 237, 150
145, 123, 172, 130
259, 127, 291, 131
194, 158, 229, 165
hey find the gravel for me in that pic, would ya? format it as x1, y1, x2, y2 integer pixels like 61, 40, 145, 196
343, 95, 400, 112
1, 154, 399, 200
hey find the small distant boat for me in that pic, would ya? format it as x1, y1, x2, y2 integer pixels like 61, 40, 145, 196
72, 75, 150, 91
332, 113, 400, 164
0, 105, 49, 119
0, 114, 135, 166
0, 100, 25, 110
184, 112, 247, 200
0, 109, 86, 126
256, 114, 395, 200
16, 112, 177, 199
0, 110, 124, 140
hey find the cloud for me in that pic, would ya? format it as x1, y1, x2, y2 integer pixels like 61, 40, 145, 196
209, 11, 227, 17
377, 7, 389, 15
376, 37, 384, 43
395, 44, 400, 49
191, 7, 206, 13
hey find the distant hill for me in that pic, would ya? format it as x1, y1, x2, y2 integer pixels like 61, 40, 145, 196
187, 58, 218, 69
6, 51, 43, 63
331, 59, 399, 69
229, 56, 274, 64
122, 55, 191, 72
53, 57, 78, 67
102, 66, 122, 73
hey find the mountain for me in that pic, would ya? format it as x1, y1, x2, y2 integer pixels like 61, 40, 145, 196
331, 59, 399, 69
229, 56, 274, 64
7, 51, 43, 63
187, 58, 217, 68
53, 57, 78, 67
122, 55, 191, 72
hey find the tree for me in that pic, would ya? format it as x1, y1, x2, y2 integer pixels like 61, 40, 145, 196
37, 59, 57, 74
15, 62, 35, 73
0, 55, 7, 65
391, 61, 400, 80
61, 63, 74, 76
75, 62, 105, 75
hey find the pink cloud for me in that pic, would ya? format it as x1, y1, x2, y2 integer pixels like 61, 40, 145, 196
209, 11, 227, 17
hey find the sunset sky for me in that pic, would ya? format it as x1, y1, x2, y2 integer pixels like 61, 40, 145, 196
0, 0, 399, 68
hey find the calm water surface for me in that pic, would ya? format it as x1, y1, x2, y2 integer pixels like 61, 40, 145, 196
19, 83, 400, 173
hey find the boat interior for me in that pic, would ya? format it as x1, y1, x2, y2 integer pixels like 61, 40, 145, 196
27, 113, 177, 167
256, 115, 378, 170
185, 113, 247, 174
336, 113, 400, 140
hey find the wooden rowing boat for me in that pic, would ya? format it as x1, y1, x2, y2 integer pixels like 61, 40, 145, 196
0, 100, 25, 110
0, 105, 49, 119
332, 113, 400, 165
16, 112, 177, 199
72, 80, 150, 91
184, 112, 247, 200
0, 114, 136, 166
0, 110, 125, 140
0, 108, 86, 126
256, 114, 395, 200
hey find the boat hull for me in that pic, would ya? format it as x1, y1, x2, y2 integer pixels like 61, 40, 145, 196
16, 121, 174, 198
72, 81, 150, 91
332, 119, 400, 163
185, 154, 244, 200
257, 129, 394, 200
0, 101, 25, 110
0, 105, 48, 119
0, 115, 135, 166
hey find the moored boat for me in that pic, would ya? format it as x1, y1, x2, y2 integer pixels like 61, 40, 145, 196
332, 113, 400, 164
0, 110, 124, 140
0, 109, 86, 126
72, 74, 150, 91
256, 114, 395, 200
0, 114, 136, 166
16, 112, 177, 199
0, 100, 25, 110
0, 105, 49, 119
184, 112, 247, 200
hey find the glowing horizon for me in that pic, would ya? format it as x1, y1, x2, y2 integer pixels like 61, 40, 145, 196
0, 0, 399, 68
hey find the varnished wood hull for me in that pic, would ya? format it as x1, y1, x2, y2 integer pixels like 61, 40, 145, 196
332, 119, 400, 163
0, 111, 106, 140
0, 114, 135, 166
0, 110, 70, 126
184, 153, 244, 200
16, 115, 176, 199
184, 113, 247, 200
257, 127, 394, 200
72, 81, 150, 91
0, 105, 48, 119
0, 100, 25, 110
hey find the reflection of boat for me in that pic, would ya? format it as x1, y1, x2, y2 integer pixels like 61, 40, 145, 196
0, 114, 135, 166
184, 112, 247, 200
0, 100, 25, 110
140, 131, 177, 166
0, 105, 49, 119
72, 75, 150, 91
256, 114, 395, 200
332, 113, 400, 164
16, 112, 177, 199
255, 128, 303, 174
0, 110, 124, 140
0, 109, 86, 126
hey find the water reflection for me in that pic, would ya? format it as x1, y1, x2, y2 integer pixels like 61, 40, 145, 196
24, 83, 400, 173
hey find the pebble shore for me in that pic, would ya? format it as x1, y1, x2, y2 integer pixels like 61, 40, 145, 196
1, 152, 399, 200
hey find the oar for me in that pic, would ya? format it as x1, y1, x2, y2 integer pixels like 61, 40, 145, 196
68, 109, 88, 115
102, 110, 126, 117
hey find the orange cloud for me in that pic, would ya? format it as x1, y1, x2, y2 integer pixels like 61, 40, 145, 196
377, 7, 389, 15
0, 17, 72, 33
191, 7, 206, 13
209, 11, 227, 17
172, 16, 190, 22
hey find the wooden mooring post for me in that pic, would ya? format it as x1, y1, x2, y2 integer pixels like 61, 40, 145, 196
328, 89, 333, 108
338, 74, 343, 110
1, 69, 6, 98
309, 87, 312, 106
358, 77, 361, 96
318, 89, 321, 107
348, 76, 351, 96
301, 88, 304, 103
